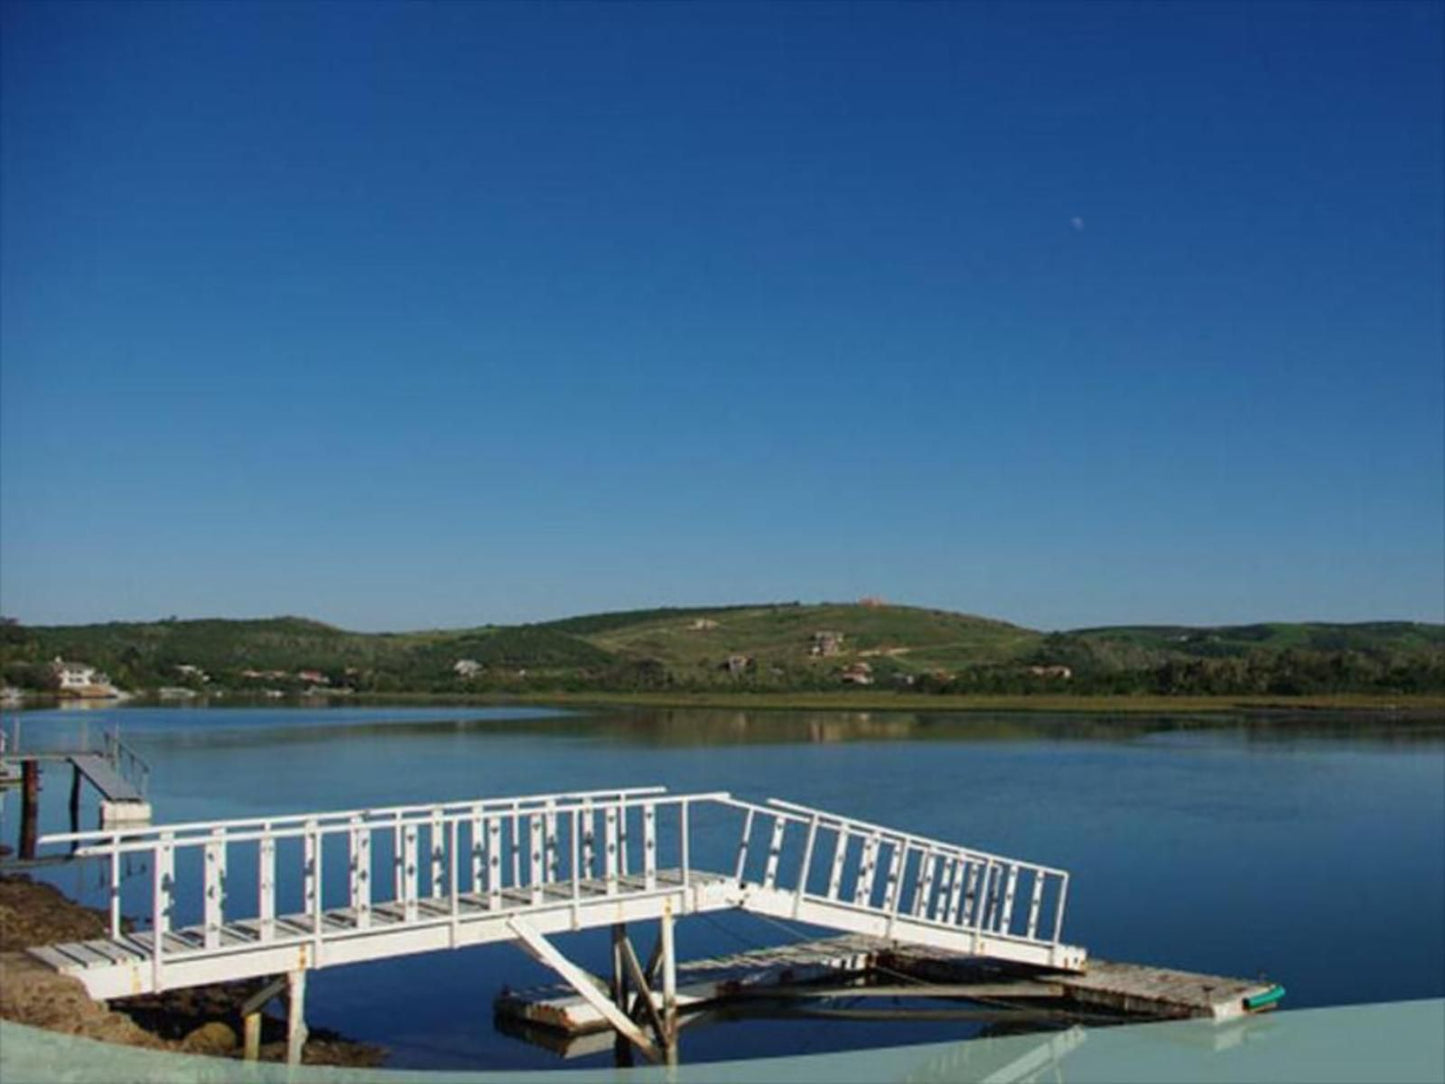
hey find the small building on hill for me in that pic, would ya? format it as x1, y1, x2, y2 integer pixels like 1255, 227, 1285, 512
810, 631, 845, 657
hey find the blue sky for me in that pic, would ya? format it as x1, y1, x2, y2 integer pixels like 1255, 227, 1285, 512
1, 1, 1441, 632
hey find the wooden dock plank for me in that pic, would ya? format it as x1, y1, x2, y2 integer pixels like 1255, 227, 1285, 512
880, 947, 1280, 1021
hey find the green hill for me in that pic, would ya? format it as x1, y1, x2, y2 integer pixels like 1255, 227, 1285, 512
1, 606, 1440, 697
565, 602, 1039, 678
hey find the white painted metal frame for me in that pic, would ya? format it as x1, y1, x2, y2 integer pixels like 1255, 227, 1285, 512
720, 796, 1085, 970
34, 786, 1084, 1001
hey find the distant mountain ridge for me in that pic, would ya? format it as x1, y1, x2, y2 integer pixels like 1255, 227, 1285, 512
2, 604, 1441, 696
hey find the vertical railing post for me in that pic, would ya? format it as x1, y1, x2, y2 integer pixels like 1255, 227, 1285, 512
734, 808, 755, 884
545, 801, 559, 884
618, 798, 630, 878
470, 806, 485, 895
797, 815, 819, 906
825, 829, 848, 900
1052, 873, 1069, 947
643, 801, 657, 891
258, 825, 276, 941
762, 816, 786, 890
429, 809, 445, 900
570, 807, 581, 920
604, 803, 620, 895
882, 840, 904, 914
946, 858, 967, 925
151, 832, 174, 989
1001, 864, 1020, 934
203, 828, 226, 950
913, 850, 937, 919
307, 821, 323, 957
1026, 868, 1045, 940
303, 820, 319, 933
510, 802, 521, 887
582, 801, 596, 880
392, 814, 404, 901
448, 817, 460, 934
854, 833, 880, 907
486, 817, 502, 910
679, 800, 690, 891
350, 816, 371, 930
929, 856, 952, 922
108, 834, 122, 939
885, 843, 908, 939
401, 821, 419, 923
529, 813, 544, 905
979, 862, 999, 933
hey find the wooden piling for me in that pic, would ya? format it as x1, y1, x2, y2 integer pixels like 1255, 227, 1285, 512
69, 765, 82, 832
20, 761, 39, 860
286, 969, 308, 1066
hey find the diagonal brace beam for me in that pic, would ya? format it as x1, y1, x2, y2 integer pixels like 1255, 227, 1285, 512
628, 935, 665, 1023
619, 933, 668, 1044
507, 918, 661, 1062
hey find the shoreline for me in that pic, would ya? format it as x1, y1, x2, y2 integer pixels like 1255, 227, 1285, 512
0, 875, 385, 1067
9, 691, 1443, 716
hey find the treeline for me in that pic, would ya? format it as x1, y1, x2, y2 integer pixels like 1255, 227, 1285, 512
910, 651, 1445, 696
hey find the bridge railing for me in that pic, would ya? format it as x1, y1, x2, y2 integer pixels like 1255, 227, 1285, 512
101, 728, 151, 797
719, 796, 1072, 955
37, 787, 1078, 984
39, 787, 729, 986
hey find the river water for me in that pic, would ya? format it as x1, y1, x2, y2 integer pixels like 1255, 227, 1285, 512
4, 704, 1442, 1069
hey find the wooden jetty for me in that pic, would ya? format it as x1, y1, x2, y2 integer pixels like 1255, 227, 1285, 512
20, 784, 1274, 1068
0, 719, 151, 861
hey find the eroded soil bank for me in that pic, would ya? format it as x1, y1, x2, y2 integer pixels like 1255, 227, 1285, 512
0, 875, 385, 1067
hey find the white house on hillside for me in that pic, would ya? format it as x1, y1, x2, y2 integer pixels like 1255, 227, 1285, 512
52, 658, 106, 690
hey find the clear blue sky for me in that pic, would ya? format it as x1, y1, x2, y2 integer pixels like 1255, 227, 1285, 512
2, 1, 1441, 632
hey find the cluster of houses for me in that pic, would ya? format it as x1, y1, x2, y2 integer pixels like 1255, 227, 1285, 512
239, 667, 330, 685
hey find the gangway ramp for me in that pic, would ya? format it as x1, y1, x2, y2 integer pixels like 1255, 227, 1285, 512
67, 755, 145, 804
29, 785, 1086, 1056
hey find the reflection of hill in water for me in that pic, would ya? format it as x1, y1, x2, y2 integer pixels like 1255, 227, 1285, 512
106, 706, 1444, 752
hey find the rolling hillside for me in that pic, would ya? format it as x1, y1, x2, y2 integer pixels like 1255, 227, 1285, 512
557, 602, 1040, 676
1, 604, 1440, 696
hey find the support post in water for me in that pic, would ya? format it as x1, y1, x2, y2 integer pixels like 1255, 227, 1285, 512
611, 922, 634, 1067
240, 974, 288, 1063
20, 761, 39, 860
661, 901, 678, 1065
286, 969, 308, 1066
68, 765, 82, 832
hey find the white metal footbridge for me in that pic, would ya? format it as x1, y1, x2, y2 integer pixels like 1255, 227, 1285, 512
31, 786, 1084, 1063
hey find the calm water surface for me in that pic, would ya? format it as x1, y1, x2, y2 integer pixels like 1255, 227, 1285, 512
4, 704, 1442, 1069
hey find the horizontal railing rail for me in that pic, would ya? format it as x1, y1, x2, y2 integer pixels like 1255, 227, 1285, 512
42, 785, 670, 846
763, 797, 1071, 876
102, 728, 151, 797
